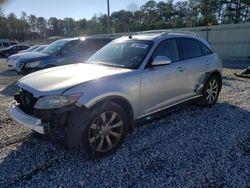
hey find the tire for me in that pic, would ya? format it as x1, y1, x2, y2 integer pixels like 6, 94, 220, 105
66, 102, 129, 158
198, 75, 221, 107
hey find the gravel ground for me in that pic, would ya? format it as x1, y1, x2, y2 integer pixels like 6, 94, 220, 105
0, 58, 250, 187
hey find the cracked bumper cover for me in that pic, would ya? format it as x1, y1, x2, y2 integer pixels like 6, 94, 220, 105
9, 101, 49, 134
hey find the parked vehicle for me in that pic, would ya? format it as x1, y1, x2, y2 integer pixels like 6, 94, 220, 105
0, 45, 30, 58
15, 37, 113, 75
0, 39, 11, 49
9, 31, 222, 158
18, 45, 44, 54
10, 41, 18, 46
6, 45, 47, 68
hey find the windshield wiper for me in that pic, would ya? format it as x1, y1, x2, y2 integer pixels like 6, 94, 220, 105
88, 61, 128, 68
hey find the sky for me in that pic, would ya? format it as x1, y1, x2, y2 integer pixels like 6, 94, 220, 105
1, 0, 161, 20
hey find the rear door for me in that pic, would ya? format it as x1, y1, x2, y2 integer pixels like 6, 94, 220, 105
141, 39, 188, 115
179, 38, 211, 95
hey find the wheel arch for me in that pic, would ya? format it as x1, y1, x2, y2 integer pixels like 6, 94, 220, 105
88, 95, 135, 132
203, 70, 222, 92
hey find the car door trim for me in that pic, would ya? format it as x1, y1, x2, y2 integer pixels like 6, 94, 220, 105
138, 94, 202, 119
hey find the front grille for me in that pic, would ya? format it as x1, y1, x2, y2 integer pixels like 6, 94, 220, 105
15, 90, 38, 115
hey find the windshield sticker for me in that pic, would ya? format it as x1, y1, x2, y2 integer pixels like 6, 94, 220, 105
131, 43, 148, 49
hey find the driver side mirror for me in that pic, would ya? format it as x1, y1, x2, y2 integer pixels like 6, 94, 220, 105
152, 56, 172, 66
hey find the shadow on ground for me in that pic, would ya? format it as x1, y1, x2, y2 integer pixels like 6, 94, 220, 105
0, 70, 17, 77
0, 102, 249, 187
0, 83, 19, 96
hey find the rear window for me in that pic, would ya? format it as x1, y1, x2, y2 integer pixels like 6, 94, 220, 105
180, 38, 203, 60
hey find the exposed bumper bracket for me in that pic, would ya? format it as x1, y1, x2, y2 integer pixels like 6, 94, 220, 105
9, 101, 49, 134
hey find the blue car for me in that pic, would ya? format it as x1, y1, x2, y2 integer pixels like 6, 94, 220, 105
16, 37, 113, 75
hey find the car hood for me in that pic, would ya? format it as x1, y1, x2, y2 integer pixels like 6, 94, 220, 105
17, 63, 132, 97
8, 53, 25, 60
19, 52, 50, 63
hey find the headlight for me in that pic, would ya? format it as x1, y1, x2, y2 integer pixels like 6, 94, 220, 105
25, 61, 41, 68
34, 93, 82, 109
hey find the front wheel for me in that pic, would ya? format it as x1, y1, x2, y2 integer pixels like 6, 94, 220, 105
198, 75, 221, 107
66, 102, 129, 158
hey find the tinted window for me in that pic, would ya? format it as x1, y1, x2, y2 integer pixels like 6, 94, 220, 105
60, 41, 79, 55
153, 39, 179, 62
3, 43, 10, 47
180, 38, 202, 59
42, 40, 68, 55
82, 39, 111, 52
199, 42, 212, 56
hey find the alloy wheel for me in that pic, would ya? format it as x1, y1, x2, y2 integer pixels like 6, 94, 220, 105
88, 111, 124, 152
206, 79, 219, 104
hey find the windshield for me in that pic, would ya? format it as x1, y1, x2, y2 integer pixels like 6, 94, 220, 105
33, 46, 47, 52
41, 40, 68, 55
87, 39, 153, 69
27, 46, 38, 51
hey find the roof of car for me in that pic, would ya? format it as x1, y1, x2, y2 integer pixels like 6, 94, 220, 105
121, 30, 201, 41
58, 37, 114, 42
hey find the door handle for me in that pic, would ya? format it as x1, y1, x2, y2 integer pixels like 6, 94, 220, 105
206, 60, 211, 65
177, 66, 184, 72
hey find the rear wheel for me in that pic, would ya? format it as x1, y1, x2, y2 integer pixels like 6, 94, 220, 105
198, 75, 221, 107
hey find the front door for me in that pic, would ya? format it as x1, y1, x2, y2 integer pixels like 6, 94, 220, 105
141, 39, 188, 116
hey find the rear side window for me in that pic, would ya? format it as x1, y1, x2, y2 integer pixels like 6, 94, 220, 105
180, 38, 202, 60
199, 42, 213, 56
152, 39, 180, 62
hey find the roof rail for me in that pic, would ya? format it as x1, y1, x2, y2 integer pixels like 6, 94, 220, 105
137, 29, 199, 37
165, 30, 200, 37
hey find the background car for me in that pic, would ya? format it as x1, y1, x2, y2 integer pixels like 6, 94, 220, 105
6, 45, 47, 68
0, 40, 11, 49
16, 37, 113, 75
0, 45, 30, 57
10, 41, 18, 46
18, 45, 44, 54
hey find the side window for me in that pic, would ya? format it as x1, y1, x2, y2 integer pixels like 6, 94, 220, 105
199, 42, 212, 56
3, 43, 10, 47
152, 39, 180, 62
180, 38, 203, 60
61, 41, 80, 55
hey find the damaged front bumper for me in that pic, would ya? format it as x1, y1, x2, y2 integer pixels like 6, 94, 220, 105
9, 101, 49, 134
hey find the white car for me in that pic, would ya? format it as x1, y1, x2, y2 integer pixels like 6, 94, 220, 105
6, 45, 47, 68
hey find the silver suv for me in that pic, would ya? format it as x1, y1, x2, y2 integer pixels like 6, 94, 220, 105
9, 31, 222, 157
